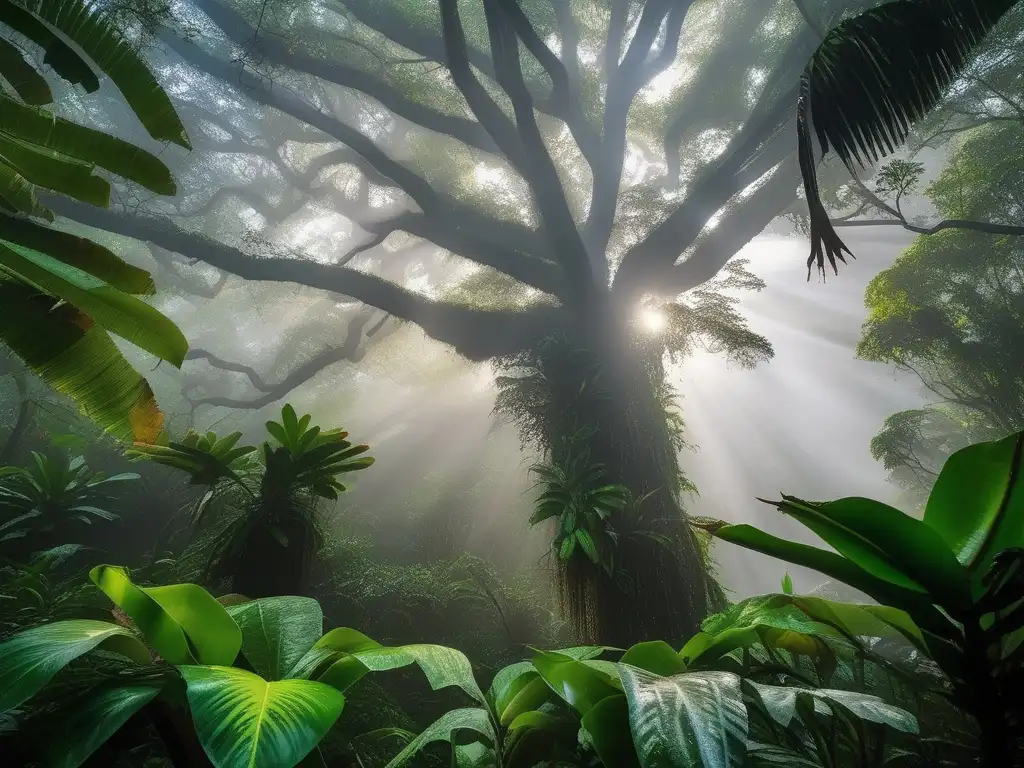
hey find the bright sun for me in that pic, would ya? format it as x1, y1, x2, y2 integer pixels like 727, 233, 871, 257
639, 308, 667, 333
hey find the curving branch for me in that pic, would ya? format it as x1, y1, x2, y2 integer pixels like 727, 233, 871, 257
185, 309, 391, 408
193, 0, 501, 156
46, 195, 560, 361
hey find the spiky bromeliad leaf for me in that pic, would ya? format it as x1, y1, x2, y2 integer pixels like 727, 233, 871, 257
798, 0, 1019, 278
0, 282, 165, 443
0, 619, 151, 712
179, 665, 344, 768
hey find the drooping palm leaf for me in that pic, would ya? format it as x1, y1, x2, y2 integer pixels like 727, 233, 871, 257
0, 213, 155, 293
15, 0, 191, 148
0, 0, 98, 91
0, 282, 166, 443
798, 0, 1020, 277
0, 94, 177, 195
0, 35, 51, 104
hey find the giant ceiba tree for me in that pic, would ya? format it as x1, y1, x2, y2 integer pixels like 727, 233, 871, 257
46, 0, 1018, 642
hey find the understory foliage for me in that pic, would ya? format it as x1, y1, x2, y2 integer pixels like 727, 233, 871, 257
0, 0, 189, 442
702, 430, 1024, 765
129, 404, 374, 598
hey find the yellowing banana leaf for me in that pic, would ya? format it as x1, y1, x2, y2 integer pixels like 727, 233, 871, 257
0, 213, 154, 293
0, 240, 186, 365
0, 94, 176, 194
0, 36, 52, 104
0, 282, 165, 443
24, 0, 190, 149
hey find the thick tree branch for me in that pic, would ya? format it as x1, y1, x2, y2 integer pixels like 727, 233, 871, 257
586, 0, 693, 256
483, 0, 593, 297
162, 30, 564, 296
45, 196, 561, 361
186, 309, 388, 408
496, 0, 600, 165
833, 217, 1024, 237
193, 0, 502, 156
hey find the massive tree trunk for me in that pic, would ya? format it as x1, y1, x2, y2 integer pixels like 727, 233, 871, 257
509, 305, 722, 646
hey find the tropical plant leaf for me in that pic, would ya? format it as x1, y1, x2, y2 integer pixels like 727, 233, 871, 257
89, 565, 202, 665
924, 431, 1024, 594
618, 666, 748, 768
0, 36, 51, 104
765, 495, 970, 605
227, 596, 323, 680
142, 583, 241, 667
0, 130, 110, 206
0, 619, 150, 712
0, 0, 97, 90
0, 93, 176, 194
382, 707, 495, 768
499, 675, 550, 727
49, 683, 163, 768
0, 214, 154, 293
747, 681, 918, 733
22, 0, 190, 148
0, 284, 165, 443
179, 665, 344, 768
580, 693, 641, 768
0, 241, 187, 365
531, 648, 620, 716
620, 641, 687, 677
798, 0, 1020, 277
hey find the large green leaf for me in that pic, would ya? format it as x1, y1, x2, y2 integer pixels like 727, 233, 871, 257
180, 665, 344, 768
0, 283, 165, 443
925, 431, 1024, 592
0, 241, 186, 365
227, 596, 323, 680
747, 681, 918, 733
0, 36, 51, 104
22, 0, 190, 148
89, 565, 196, 665
312, 629, 486, 704
0, 0, 97, 90
0, 213, 154, 293
0, 94, 176, 194
0, 130, 109, 205
143, 583, 241, 667
382, 707, 495, 768
768, 496, 970, 605
0, 158, 50, 217
532, 648, 621, 716
580, 694, 641, 768
0, 619, 150, 712
49, 683, 163, 768
621, 641, 687, 676
619, 666, 747, 768
702, 522, 932, 612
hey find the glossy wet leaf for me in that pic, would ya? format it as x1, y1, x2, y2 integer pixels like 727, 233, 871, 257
580, 693, 640, 768
0, 619, 150, 712
227, 596, 323, 680
925, 431, 1024, 593
619, 666, 747, 768
180, 665, 344, 768
532, 648, 620, 716
747, 681, 918, 733
143, 582, 241, 667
